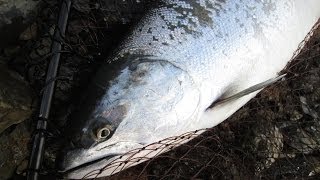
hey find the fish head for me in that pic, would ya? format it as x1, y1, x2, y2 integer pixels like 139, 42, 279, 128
58, 58, 201, 178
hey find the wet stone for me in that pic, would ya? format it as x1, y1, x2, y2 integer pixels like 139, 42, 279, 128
0, 64, 33, 134
0, 122, 30, 179
0, 0, 40, 48
253, 122, 284, 172
3, 45, 21, 57
19, 22, 37, 40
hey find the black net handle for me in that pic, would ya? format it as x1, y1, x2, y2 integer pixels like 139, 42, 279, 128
27, 0, 72, 179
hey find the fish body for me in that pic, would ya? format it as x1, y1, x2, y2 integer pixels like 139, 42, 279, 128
59, 0, 320, 178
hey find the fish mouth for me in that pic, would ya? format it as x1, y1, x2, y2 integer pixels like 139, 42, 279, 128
57, 141, 145, 178
59, 153, 119, 177
56, 143, 121, 175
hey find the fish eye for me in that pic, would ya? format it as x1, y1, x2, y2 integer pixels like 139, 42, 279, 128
96, 126, 111, 140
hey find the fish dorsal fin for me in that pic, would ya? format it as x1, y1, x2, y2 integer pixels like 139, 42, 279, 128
210, 74, 286, 108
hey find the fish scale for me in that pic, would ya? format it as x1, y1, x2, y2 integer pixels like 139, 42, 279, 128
59, 0, 320, 178
113, 1, 296, 112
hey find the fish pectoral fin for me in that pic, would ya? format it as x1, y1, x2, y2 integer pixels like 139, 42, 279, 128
209, 73, 286, 108
198, 74, 286, 129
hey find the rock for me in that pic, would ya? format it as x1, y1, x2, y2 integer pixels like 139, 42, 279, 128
290, 110, 303, 121
3, 45, 21, 57
0, 0, 39, 24
0, 64, 33, 134
0, 0, 40, 47
289, 127, 320, 154
300, 96, 319, 119
16, 159, 28, 175
29, 37, 51, 59
19, 22, 37, 40
309, 159, 320, 176
0, 122, 30, 179
283, 96, 320, 154
73, 0, 91, 13
253, 122, 283, 173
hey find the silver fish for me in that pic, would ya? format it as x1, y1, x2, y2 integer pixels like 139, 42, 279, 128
59, 0, 320, 178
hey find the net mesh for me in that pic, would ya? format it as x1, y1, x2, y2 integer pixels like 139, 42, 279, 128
11, 0, 320, 179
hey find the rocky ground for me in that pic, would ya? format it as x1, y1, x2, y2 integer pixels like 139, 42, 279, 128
0, 0, 319, 179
